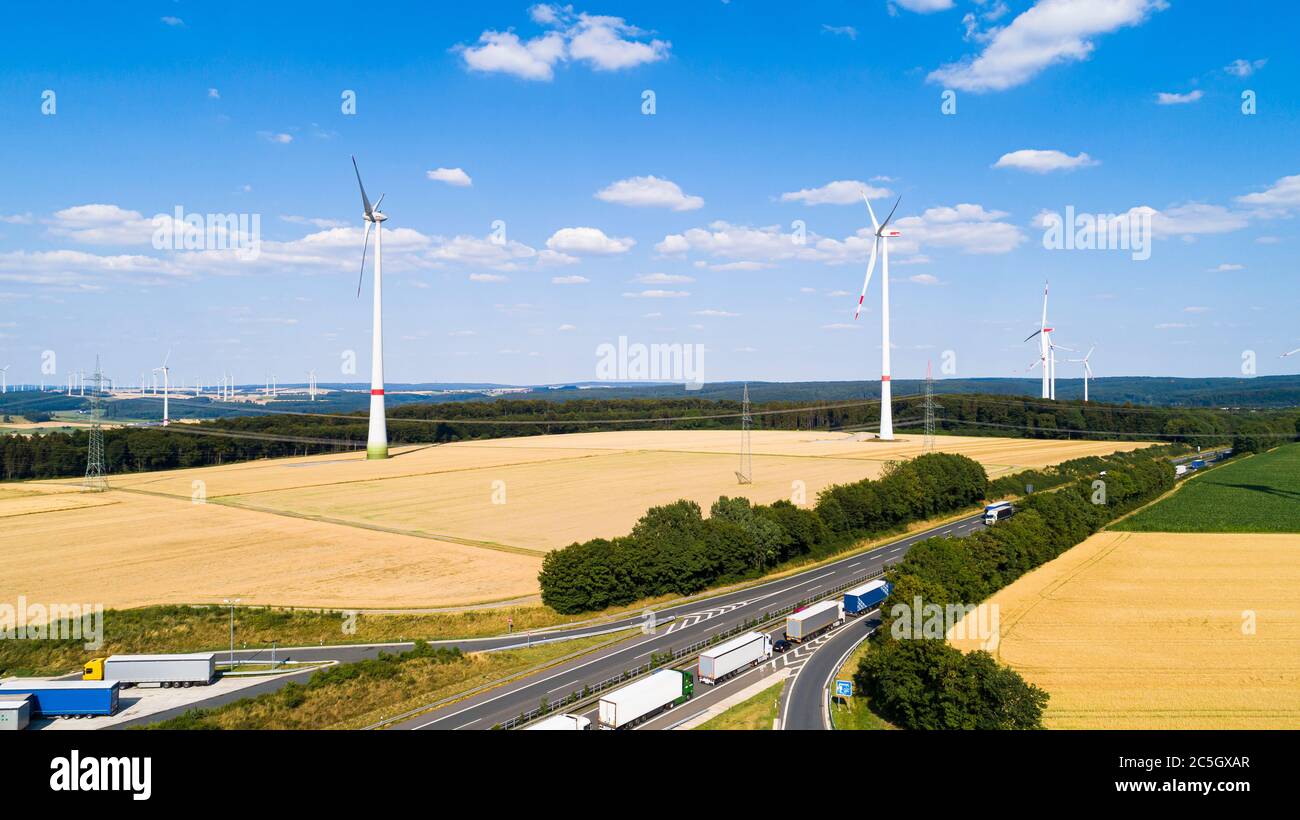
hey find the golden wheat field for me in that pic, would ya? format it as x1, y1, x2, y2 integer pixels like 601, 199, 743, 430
949, 530, 1300, 729
3, 430, 1147, 611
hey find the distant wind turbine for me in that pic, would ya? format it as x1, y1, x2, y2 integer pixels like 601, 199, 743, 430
153, 351, 172, 426
1023, 281, 1055, 399
1068, 345, 1096, 402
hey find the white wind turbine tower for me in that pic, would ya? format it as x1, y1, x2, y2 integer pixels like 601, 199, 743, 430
1069, 345, 1096, 402
1023, 281, 1054, 399
153, 351, 172, 426
854, 191, 902, 441
1, 365, 8, 394
352, 155, 389, 459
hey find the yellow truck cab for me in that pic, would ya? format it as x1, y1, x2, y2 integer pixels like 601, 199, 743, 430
82, 658, 107, 680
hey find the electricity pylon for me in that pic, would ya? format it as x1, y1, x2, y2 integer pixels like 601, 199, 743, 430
735, 383, 752, 484
82, 355, 108, 492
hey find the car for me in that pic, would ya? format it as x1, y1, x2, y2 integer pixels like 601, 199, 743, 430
772, 639, 792, 653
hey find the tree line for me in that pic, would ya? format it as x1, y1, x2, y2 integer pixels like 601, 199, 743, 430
854, 450, 1176, 729
537, 452, 989, 614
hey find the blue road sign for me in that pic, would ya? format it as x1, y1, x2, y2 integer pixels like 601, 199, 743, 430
835, 679, 853, 698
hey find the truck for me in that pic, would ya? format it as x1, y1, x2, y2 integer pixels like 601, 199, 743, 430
0, 681, 120, 718
597, 668, 693, 729
786, 599, 843, 642
83, 652, 216, 687
524, 713, 591, 730
1175, 464, 1188, 477
843, 579, 893, 615
698, 631, 771, 685
1190, 459, 1207, 470
983, 501, 1014, 525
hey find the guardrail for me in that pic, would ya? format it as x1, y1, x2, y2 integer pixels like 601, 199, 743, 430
498, 566, 887, 730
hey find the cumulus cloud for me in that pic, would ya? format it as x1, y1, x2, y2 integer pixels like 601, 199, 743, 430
635, 272, 693, 284
928, 0, 1167, 93
546, 226, 634, 255
427, 167, 473, 187
595, 176, 703, 210
259, 131, 294, 144
469, 273, 508, 283
1225, 58, 1266, 77
821, 24, 857, 39
993, 149, 1099, 173
779, 180, 892, 206
455, 7, 669, 81
551, 274, 590, 284
891, 0, 955, 12
624, 289, 688, 298
1235, 173, 1300, 210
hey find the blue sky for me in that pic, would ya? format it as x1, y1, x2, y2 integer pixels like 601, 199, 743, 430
0, 0, 1297, 388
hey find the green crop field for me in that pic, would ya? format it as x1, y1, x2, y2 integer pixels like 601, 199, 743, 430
1115, 443, 1300, 533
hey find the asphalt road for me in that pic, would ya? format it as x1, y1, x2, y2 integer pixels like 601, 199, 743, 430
780, 613, 878, 730
394, 511, 988, 730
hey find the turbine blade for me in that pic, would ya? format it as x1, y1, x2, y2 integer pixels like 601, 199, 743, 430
374, 193, 386, 212
879, 195, 902, 231
352, 155, 373, 217
855, 236, 880, 320
861, 191, 879, 232
1023, 329, 1042, 343
357, 221, 372, 298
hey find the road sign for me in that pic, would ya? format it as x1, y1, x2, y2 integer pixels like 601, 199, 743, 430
835, 679, 853, 698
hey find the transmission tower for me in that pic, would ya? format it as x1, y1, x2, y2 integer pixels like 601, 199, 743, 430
922, 360, 940, 453
82, 355, 108, 492
735, 383, 752, 484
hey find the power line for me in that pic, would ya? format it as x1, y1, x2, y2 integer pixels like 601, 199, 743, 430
82, 356, 108, 492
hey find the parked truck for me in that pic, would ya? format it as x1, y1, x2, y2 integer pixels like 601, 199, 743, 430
524, 713, 591, 730
786, 599, 843, 642
698, 631, 772, 685
598, 668, 693, 729
83, 652, 216, 687
843, 579, 893, 616
983, 501, 1014, 525
0, 681, 120, 718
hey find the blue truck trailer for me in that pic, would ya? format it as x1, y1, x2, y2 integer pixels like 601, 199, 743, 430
0, 680, 120, 717
843, 579, 893, 615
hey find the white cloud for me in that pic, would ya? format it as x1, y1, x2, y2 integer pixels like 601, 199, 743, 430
889, 204, 1025, 254
693, 260, 771, 272
780, 180, 892, 206
1154, 322, 1189, 329
430, 234, 538, 269
1209, 263, 1243, 272
427, 167, 473, 187
469, 273, 508, 283
259, 131, 294, 144
1225, 58, 1266, 77
695, 309, 739, 317
822, 24, 857, 39
0, 213, 35, 225
449, 329, 477, 337
1120, 203, 1250, 239
546, 226, 634, 255
909, 273, 941, 285
557, 323, 577, 332
456, 9, 668, 81
892, 0, 955, 12
636, 272, 693, 283
822, 323, 856, 330
993, 149, 1099, 173
207, 88, 220, 99
1156, 89, 1203, 105
623, 289, 688, 298
281, 215, 348, 229
595, 176, 703, 211
161, 16, 185, 26
47, 204, 156, 245
1235, 174, 1300, 210
551, 274, 590, 284
1183, 306, 1209, 313
928, 0, 1167, 93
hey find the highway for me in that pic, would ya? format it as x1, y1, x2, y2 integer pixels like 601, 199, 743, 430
780, 613, 878, 730
392, 511, 988, 730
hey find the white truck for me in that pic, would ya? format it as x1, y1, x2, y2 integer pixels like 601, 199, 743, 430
597, 668, 694, 729
786, 600, 843, 642
83, 653, 217, 687
698, 631, 772, 685
524, 713, 591, 730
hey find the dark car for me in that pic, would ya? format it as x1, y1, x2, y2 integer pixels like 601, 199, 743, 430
773, 639, 792, 653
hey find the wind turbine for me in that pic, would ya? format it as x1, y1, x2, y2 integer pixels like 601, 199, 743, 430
1023, 281, 1053, 400
353, 155, 389, 459
153, 351, 171, 426
1068, 345, 1096, 402
853, 191, 902, 441
1282, 348, 1300, 359
0, 365, 8, 394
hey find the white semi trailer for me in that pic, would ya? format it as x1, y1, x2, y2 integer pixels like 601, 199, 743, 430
698, 631, 772, 685
598, 668, 694, 729
786, 600, 843, 642
83, 653, 216, 687
524, 713, 591, 730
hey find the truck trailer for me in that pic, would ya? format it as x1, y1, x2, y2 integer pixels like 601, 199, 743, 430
83, 653, 216, 687
983, 502, 1014, 525
0, 681, 120, 717
786, 599, 843, 642
843, 579, 893, 615
524, 713, 591, 730
598, 669, 693, 729
698, 631, 772, 684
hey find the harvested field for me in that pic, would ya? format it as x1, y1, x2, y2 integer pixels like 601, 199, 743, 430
4, 430, 1148, 610
949, 530, 1300, 729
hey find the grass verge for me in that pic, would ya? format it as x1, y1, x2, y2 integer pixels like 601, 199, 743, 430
695, 680, 785, 730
